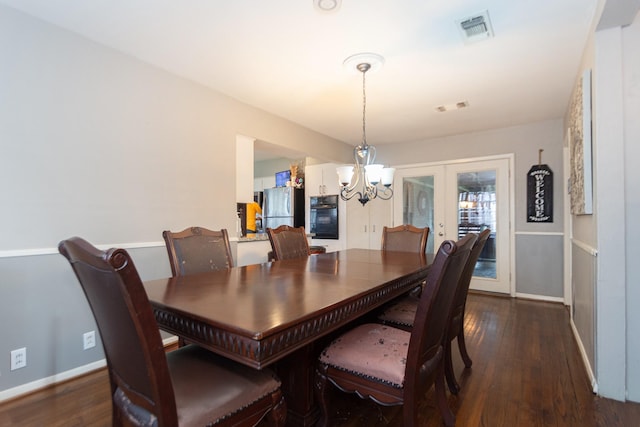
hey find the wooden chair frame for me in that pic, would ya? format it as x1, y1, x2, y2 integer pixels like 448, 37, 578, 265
162, 227, 233, 276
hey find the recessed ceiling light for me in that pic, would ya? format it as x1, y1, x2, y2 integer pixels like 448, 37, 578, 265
314, 0, 341, 13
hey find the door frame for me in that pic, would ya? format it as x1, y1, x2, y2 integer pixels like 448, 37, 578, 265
392, 154, 515, 296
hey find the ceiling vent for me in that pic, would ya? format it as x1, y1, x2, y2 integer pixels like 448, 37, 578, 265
435, 101, 469, 113
456, 10, 494, 43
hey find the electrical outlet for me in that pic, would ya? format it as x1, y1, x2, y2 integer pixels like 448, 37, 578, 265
11, 347, 27, 371
83, 331, 96, 350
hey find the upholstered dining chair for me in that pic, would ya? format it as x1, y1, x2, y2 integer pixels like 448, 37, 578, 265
314, 234, 476, 427
377, 229, 491, 394
162, 227, 234, 277
266, 225, 310, 261
59, 237, 286, 427
381, 224, 429, 254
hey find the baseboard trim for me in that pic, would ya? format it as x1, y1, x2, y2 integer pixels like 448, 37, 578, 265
570, 317, 598, 393
0, 359, 107, 403
515, 292, 564, 304
0, 336, 178, 402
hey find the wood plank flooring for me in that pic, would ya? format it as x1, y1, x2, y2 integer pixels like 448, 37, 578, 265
1, 293, 639, 426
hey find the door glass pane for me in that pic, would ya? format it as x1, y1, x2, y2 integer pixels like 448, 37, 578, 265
457, 171, 496, 279
402, 176, 434, 254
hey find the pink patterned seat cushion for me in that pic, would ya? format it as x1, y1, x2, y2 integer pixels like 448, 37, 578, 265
377, 296, 419, 328
319, 323, 411, 387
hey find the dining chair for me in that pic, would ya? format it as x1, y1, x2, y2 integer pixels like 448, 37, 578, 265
377, 229, 491, 394
59, 237, 286, 427
314, 234, 476, 427
382, 224, 430, 297
266, 225, 310, 261
162, 226, 234, 276
381, 224, 429, 254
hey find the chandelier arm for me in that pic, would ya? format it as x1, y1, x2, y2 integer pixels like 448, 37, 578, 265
375, 185, 394, 200
340, 186, 364, 202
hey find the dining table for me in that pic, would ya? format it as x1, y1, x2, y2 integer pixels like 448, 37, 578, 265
143, 248, 431, 426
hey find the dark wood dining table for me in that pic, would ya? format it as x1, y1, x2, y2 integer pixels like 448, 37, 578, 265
143, 248, 430, 426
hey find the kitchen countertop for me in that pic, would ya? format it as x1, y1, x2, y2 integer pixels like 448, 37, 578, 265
237, 233, 315, 243
237, 234, 270, 243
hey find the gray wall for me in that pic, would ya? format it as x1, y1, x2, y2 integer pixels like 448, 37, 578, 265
0, 5, 351, 395
378, 119, 566, 296
623, 11, 640, 402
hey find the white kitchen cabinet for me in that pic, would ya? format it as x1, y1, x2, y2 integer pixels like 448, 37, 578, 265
346, 197, 392, 249
305, 163, 349, 252
254, 175, 276, 192
305, 163, 340, 196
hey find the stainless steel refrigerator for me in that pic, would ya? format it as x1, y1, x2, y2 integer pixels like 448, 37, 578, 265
262, 187, 305, 230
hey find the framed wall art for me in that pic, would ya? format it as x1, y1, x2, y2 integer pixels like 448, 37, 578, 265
568, 69, 593, 215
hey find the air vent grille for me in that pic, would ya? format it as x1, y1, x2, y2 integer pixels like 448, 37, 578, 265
457, 10, 494, 43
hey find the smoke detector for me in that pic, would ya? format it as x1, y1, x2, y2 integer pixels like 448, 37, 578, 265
456, 10, 494, 43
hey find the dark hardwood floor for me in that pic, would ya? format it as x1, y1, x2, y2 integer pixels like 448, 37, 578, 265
1, 293, 639, 426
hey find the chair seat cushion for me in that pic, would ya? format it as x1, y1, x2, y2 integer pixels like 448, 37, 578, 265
167, 345, 281, 426
319, 324, 411, 388
377, 296, 419, 328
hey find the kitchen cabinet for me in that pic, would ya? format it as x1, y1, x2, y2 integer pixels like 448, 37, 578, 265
346, 197, 392, 249
305, 163, 340, 196
305, 163, 349, 252
254, 175, 276, 192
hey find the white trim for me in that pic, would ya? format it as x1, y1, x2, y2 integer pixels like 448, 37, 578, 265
394, 153, 513, 170
0, 359, 107, 402
0, 336, 178, 402
0, 241, 165, 259
515, 231, 564, 236
508, 154, 516, 298
570, 317, 598, 393
515, 293, 564, 304
571, 239, 598, 257
563, 144, 573, 307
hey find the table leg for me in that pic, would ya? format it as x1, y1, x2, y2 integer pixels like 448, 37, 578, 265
273, 343, 321, 427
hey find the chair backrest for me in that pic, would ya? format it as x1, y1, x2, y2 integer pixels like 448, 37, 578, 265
162, 227, 234, 276
58, 237, 178, 425
449, 229, 491, 333
381, 224, 429, 254
404, 233, 477, 392
266, 225, 311, 261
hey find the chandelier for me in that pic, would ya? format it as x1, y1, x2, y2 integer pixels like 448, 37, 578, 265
337, 53, 395, 206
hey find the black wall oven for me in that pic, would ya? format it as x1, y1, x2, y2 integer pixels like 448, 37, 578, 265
310, 195, 339, 239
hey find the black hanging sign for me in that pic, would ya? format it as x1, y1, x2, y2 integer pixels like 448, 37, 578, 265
527, 159, 553, 223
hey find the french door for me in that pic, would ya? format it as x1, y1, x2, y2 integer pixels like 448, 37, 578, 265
393, 158, 512, 294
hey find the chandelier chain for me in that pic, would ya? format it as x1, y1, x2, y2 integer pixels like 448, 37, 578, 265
362, 66, 367, 147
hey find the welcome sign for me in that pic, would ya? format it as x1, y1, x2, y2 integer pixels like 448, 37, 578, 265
527, 164, 553, 223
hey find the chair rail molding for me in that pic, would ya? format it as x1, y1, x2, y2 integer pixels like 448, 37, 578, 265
0, 241, 165, 258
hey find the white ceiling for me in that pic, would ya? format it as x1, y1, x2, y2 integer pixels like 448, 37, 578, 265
1, 0, 601, 152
